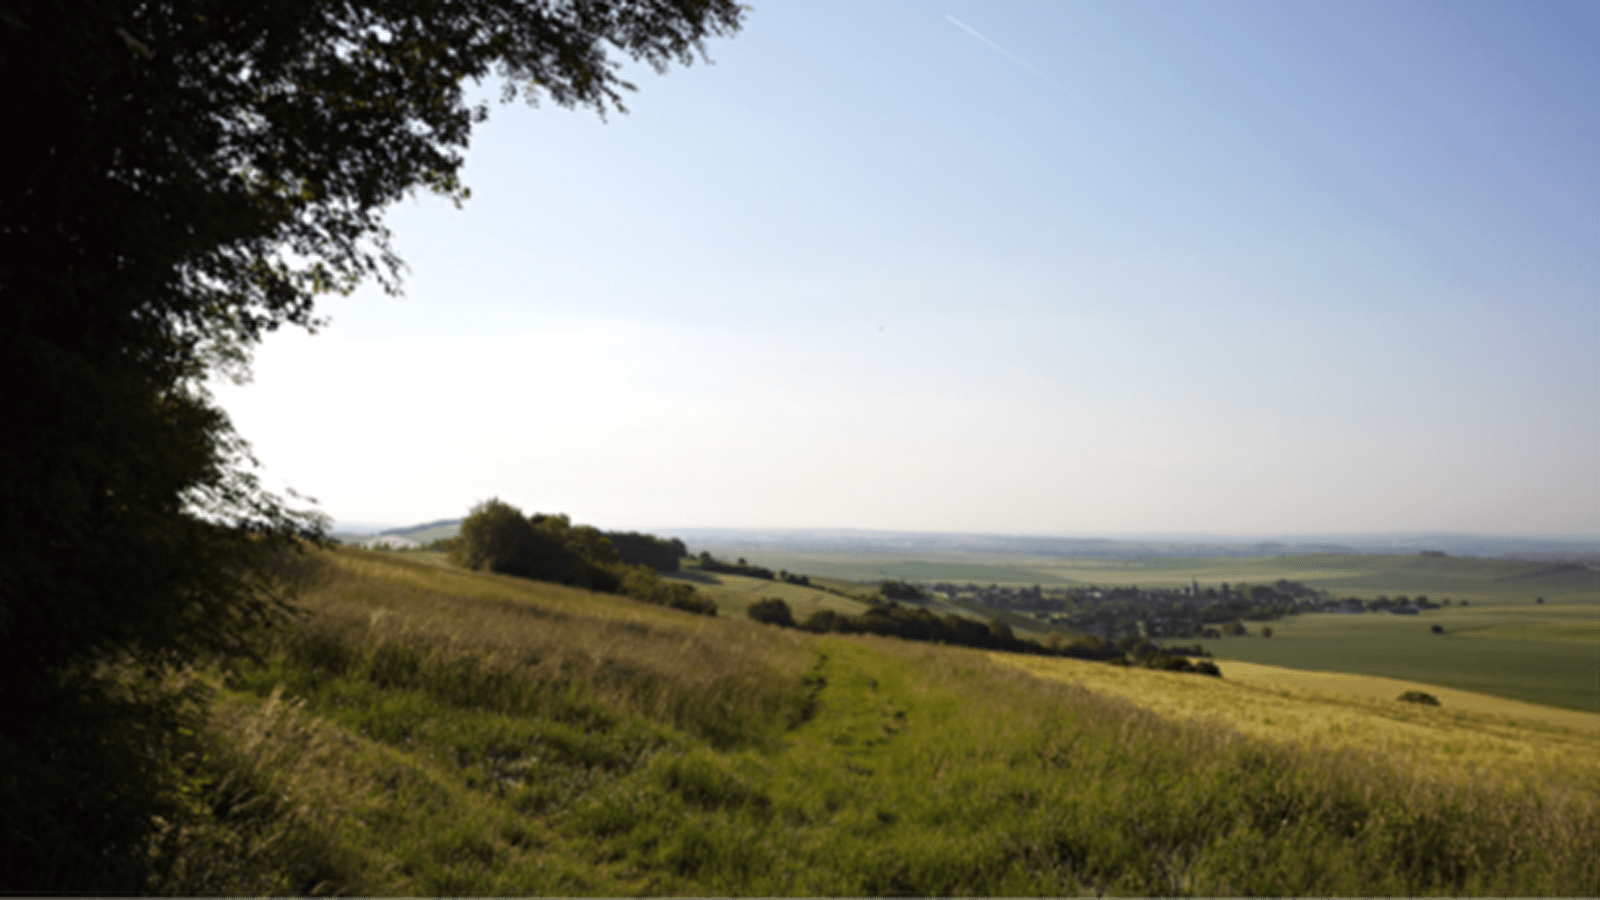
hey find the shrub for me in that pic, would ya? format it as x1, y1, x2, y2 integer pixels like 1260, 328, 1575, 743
880, 580, 924, 601
452, 500, 713, 616
747, 599, 796, 628
1398, 691, 1440, 706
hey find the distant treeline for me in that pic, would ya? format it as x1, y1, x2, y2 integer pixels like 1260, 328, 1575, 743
441, 500, 714, 616
746, 598, 1219, 676
693, 553, 812, 585
607, 532, 687, 572
938, 579, 1473, 642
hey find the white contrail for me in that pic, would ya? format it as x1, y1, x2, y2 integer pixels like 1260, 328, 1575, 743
946, 14, 1067, 92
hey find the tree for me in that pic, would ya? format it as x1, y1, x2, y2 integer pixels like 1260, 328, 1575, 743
881, 579, 924, 601
1, 1, 742, 889
607, 531, 689, 572
747, 598, 796, 628
1398, 691, 1441, 706
452, 498, 542, 574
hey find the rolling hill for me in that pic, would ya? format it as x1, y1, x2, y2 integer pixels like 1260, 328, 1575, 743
150, 548, 1600, 894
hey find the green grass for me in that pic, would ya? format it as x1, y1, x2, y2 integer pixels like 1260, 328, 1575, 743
150, 549, 1600, 895
662, 570, 874, 621
1196, 608, 1600, 713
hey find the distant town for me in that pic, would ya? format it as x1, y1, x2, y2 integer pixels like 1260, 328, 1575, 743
928, 578, 1457, 642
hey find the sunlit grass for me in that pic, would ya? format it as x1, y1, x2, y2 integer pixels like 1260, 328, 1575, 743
667, 570, 873, 621
167, 548, 1600, 895
1192, 609, 1599, 711
994, 653, 1600, 783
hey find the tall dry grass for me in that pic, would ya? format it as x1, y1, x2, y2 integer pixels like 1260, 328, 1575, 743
995, 652, 1600, 787
266, 550, 820, 747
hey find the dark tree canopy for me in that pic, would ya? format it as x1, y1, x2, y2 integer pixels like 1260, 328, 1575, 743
0, 0, 742, 889
451, 500, 714, 614
607, 530, 689, 571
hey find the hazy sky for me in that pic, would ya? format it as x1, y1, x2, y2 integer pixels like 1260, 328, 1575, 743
211, 0, 1599, 536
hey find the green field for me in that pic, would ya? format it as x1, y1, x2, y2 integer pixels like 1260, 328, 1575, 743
1196, 609, 1598, 713
662, 570, 875, 621
712, 550, 1598, 713
723, 550, 1599, 603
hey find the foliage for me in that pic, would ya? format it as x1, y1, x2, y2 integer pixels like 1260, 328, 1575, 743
607, 531, 688, 572
1399, 691, 1442, 706
0, 0, 741, 890
880, 579, 925, 601
451, 498, 542, 573
615, 563, 718, 616
747, 598, 796, 628
694, 553, 779, 580
451, 499, 714, 615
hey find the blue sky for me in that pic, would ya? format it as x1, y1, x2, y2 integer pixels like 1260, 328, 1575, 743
212, 0, 1599, 536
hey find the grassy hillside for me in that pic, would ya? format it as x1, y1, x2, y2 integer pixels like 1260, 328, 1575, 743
149, 549, 1600, 895
662, 569, 875, 621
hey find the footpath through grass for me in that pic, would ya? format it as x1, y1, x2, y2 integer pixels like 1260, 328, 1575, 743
154, 549, 1600, 894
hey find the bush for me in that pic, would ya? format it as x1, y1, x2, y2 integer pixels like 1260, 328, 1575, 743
1398, 691, 1440, 706
605, 532, 688, 572
880, 580, 924, 601
452, 500, 713, 616
746, 599, 795, 628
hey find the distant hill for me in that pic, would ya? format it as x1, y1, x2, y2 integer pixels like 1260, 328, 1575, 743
329, 519, 462, 545
380, 519, 462, 544
330, 520, 1600, 565
667, 528, 1600, 563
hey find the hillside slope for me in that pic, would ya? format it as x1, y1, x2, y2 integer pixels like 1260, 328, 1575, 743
155, 549, 1599, 895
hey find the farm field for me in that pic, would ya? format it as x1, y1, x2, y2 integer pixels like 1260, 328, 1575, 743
663, 569, 874, 621
707, 548, 1597, 714
995, 654, 1600, 774
155, 549, 1598, 894
717, 549, 1599, 604
1193, 608, 1598, 713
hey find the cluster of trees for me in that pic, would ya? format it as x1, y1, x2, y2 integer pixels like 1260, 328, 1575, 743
745, 599, 1219, 675
448, 500, 714, 616
1398, 690, 1441, 706
607, 532, 689, 573
880, 579, 926, 601
692, 553, 812, 585
1323, 594, 1459, 614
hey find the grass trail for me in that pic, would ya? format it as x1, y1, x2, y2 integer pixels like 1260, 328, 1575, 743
159, 549, 1600, 895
